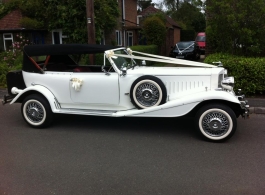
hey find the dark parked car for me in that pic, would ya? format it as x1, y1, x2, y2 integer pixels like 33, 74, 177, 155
169, 41, 199, 60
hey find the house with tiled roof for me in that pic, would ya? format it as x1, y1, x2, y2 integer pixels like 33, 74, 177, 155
138, 5, 181, 55
0, 7, 49, 51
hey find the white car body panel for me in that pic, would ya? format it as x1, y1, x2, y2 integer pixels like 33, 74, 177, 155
70, 72, 119, 105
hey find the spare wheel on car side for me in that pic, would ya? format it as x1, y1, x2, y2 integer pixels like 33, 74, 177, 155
130, 75, 167, 109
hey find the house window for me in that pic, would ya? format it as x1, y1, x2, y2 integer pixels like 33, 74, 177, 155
116, 30, 122, 46
126, 31, 133, 47
137, 15, 142, 26
52, 29, 67, 44
3, 33, 13, 51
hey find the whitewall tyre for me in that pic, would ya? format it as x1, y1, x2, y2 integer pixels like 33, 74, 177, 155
195, 104, 237, 142
130, 76, 167, 109
21, 94, 53, 128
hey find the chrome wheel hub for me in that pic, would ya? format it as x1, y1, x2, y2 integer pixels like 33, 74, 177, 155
142, 89, 153, 100
136, 82, 160, 107
26, 102, 44, 123
202, 112, 229, 137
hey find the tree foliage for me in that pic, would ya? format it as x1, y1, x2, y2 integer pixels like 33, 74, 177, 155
171, 1, 205, 32
137, 0, 153, 12
142, 14, 167, 46
161, 0, 205, 32
0, 0, 120, 43
206, 0, 265, 56
94, 0, 120, 43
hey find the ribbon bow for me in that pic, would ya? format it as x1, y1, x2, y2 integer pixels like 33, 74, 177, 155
71, 78, 83, 91
127, 48, 133, 55
105, 50, 117, 59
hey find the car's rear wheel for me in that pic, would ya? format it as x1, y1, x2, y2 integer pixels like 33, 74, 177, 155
195, 104, 237, 142
21, 94, 53, 128
130, 76, 167, 109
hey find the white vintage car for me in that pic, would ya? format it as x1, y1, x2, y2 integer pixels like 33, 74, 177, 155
2, 44, 249, 141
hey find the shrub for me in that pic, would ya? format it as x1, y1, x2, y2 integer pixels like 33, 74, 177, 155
0, 62, 9, 88
0, 34, 27, 87
204, 53, 265, 95
20, 17, 44, 29
130, 45, 158, 66
130, 45, 158, 55
142, 15, 167, 47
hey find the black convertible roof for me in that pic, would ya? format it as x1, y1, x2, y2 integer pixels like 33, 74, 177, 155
23, 44, 119, 56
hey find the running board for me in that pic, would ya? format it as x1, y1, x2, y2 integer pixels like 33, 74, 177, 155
56, 108, 117, 116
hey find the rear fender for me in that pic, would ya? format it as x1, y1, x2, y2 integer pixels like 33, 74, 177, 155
10, 85, 59, 112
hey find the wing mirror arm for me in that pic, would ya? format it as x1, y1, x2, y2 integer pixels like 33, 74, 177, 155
101, 65, 110, 76
121, 67, 127, 76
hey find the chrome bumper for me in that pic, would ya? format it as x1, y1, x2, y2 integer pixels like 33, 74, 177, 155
237, 94, 249, 118
2, 94, 14, 105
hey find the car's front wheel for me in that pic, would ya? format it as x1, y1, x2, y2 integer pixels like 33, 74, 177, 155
21, 94, 53, 128
195, 104, 237, 142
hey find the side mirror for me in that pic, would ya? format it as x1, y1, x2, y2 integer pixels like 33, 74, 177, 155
101, 65, 110, 76
141, 60, 146, 66
121, 67, 127, 76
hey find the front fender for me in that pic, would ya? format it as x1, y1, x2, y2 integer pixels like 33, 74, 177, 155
10, 85, 59, 112
168, 90, 240, 106
114, 90, 240, 117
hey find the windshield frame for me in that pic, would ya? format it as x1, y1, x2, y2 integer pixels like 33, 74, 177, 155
104, 47, 138, 74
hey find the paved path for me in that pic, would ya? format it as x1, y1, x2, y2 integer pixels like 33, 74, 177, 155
1, 103, 265, 195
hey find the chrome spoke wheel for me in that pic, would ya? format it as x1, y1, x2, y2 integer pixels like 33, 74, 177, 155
196, 105, 236, 141
133, 79, 162, 108
21, 94, 53, 127
135, 82, 160, 107
130, 76, 167, 109
201, 111, 229, 137
25, 101, 45, 123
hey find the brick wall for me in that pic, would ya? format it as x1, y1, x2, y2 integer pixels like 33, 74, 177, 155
174, 28, 181, 44
125, 0, 137, 27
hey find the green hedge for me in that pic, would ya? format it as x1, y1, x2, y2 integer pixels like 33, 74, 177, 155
204, 53, 265, 95
130, 45, 158, 55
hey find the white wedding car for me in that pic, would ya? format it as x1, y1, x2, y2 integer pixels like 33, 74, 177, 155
3, 44, 249, 141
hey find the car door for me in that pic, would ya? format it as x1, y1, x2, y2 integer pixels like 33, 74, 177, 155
69, 72, 119, 105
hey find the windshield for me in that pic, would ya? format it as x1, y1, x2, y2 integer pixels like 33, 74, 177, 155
176, 42, 194, 49
111, 49, 137, 70
196, 36, 205, 42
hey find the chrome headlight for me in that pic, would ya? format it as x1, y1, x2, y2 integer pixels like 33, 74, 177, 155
221, 77, 234, 91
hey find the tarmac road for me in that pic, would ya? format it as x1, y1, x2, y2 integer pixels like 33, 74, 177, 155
0, 103, 265, 195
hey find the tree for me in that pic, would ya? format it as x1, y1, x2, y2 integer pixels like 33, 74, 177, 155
171, 1, 206, 32
138, 0, 153, 12
206, 0, 265, 56
163, 0, 180, 12
142, 14, 167, 46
